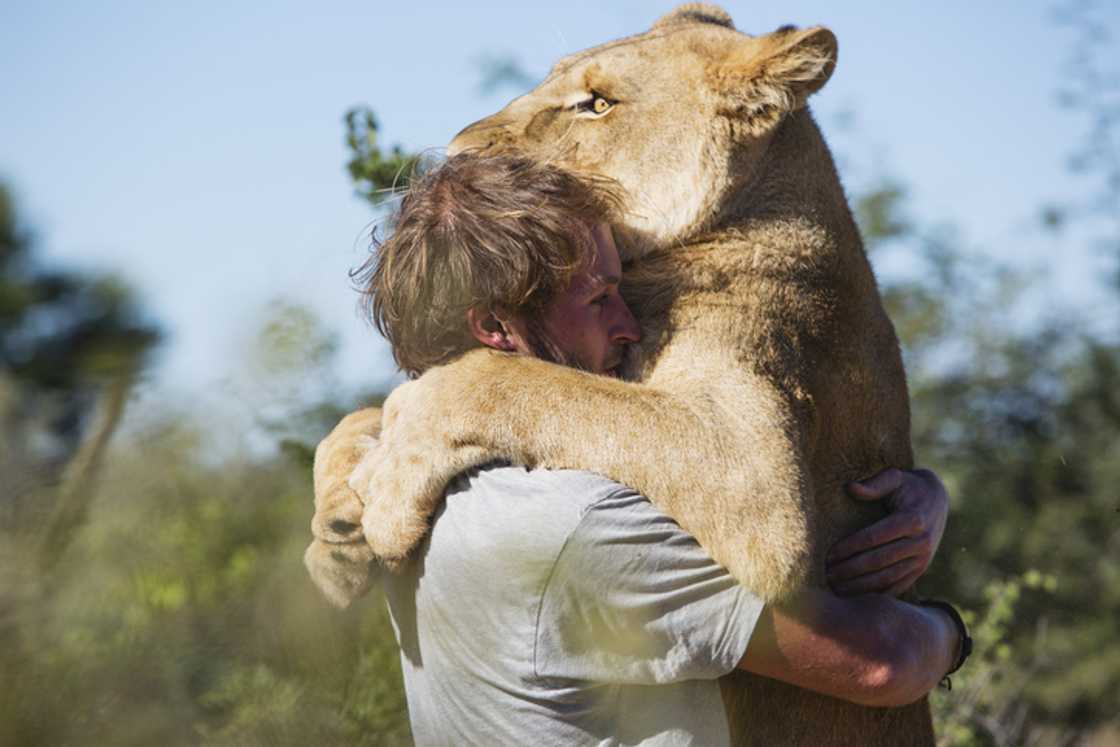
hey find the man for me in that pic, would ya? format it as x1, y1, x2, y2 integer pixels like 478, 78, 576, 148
321, 153, 964, 745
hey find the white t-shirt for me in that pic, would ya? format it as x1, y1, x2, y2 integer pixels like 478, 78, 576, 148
382, 465, 765, 746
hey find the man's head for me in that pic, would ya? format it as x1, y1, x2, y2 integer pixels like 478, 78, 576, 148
468, 220, 639, 377
361, 153, 640, 377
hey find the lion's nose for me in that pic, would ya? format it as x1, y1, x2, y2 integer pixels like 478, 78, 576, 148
448, 116, 510, 155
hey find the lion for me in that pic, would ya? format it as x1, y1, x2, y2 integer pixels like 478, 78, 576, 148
306, 4, 936, 744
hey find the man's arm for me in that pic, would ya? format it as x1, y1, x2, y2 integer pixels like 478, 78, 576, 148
739, 589, 960, 707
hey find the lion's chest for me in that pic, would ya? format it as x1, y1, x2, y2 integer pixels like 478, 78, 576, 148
623, 245, 838, 385
623, 237, 912, 564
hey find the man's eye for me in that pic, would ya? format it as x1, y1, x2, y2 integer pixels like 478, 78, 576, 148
576, 94, 614, 115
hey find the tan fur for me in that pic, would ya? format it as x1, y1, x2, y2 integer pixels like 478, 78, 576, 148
303, 407, 381, 608
309, 5, 934, 744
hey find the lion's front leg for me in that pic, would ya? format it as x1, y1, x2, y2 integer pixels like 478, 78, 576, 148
304, 406, 382, 607
352, 348, 814, 601
312, 406, 382, 541
349, 361, 507, 569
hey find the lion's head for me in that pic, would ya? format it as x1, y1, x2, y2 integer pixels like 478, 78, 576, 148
449, 4, 837, 252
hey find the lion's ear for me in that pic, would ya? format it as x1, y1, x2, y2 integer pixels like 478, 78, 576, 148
653, 3, 734, 30
715, 26, 837, 133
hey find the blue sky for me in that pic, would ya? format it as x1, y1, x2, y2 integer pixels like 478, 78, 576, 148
1, 1, 1116, 398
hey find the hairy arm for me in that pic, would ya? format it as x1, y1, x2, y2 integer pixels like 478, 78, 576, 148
741, 589, 960, 707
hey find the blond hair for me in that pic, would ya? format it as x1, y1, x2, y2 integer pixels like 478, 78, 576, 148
356, 153, 622, 377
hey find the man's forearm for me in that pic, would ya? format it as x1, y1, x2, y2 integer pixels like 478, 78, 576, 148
739, 589, 961, 707
881, 601, 960, 706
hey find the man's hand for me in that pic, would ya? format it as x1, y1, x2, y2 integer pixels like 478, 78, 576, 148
826, 468, 949, 596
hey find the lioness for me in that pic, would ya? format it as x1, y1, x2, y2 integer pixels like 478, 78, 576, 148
311, 4, 935, 744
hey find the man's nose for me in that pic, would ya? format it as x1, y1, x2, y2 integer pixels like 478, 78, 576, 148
611, 302, 642, 345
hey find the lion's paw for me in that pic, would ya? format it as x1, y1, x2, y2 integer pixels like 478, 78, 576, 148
303, 538, 377, 609
353, 437, 493, 563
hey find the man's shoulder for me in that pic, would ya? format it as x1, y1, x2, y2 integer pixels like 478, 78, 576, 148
451, 463, 640, 521
444, 464, 708, 555
413, 465, 641, 582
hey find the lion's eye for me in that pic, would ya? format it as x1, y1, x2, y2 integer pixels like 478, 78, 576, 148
576, 93, 615, 116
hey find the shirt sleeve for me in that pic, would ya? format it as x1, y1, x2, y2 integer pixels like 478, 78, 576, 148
532, 486, 764, 685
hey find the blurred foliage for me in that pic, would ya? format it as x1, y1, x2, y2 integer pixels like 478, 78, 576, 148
1048, 0, 1120, 288
0, 414, 409, 746
475, 52, 536, 95
0, 184, 160, 398
1, 183, 161, 561
933, 571, 1059, 747
344, 108, 418, 209
2, 182, 401, 744
344, 52, 535, 210
0, 298, 402, 745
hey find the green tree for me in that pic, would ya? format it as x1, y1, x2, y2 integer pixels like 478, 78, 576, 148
1, 183, 161, 562
0, 296, 406, 746
1050, 0, 1120, 290
0, 183, 159, 411
344, 108, 419, 209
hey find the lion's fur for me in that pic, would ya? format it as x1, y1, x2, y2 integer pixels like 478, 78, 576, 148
303, 408, 381, 608
308, 4, 934, 744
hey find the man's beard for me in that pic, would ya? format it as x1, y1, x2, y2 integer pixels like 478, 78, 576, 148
522, 317, 628, 377
522, 317, 589, 371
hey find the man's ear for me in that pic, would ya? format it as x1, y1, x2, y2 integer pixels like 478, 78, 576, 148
714, 25, 837, 134
467, 308, 517, 351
